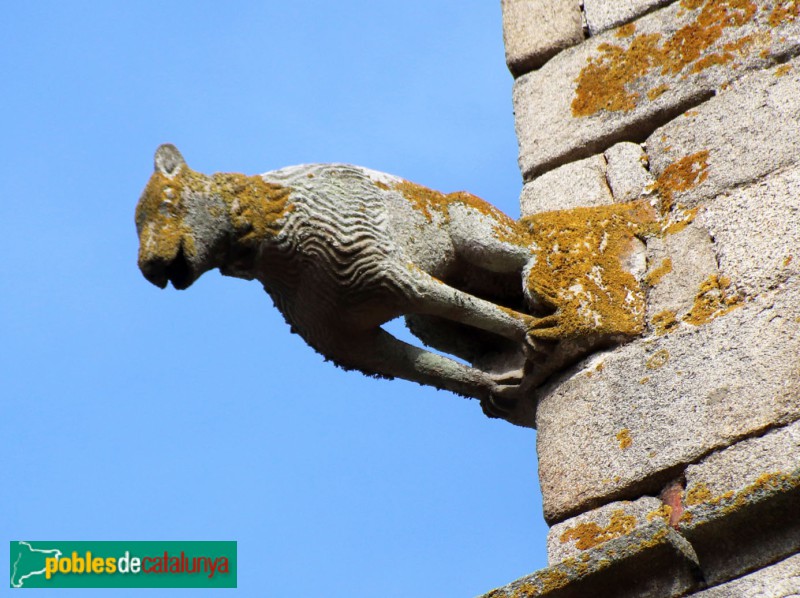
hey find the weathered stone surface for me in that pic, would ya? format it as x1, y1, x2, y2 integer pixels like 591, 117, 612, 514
546, 496, 664, 565
685, 414, 800, 500
645, 224, 720, 329
647, 58, 800, 211
501, 0, 584, 77
520, 154, 613, 215
583, 0, 672, 36
680, 421, 800, 584
480, 521, 700, 597
604, 142, 653, 203
696, 164, 800, 299
513, 0, 800, 179
535, 283, 800, 524
690, 553, 800, 597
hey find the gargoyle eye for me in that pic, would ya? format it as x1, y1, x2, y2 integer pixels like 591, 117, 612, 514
159, 199, 175, 216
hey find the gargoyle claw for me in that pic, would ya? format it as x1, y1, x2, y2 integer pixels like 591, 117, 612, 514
482, 390, 517, 419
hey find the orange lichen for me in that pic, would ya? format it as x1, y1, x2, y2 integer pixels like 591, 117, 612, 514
213, 173, 293, 245
617, 428, 633, 449
647, 83, 670, 100
652, 310, 679, 335
661, 207, 698, 235
647, 505, 673, 523
616, 23, 637, 38
572, 0, 761, 117
646, 349, 670, 369
685, 482, 714, 505
769, 0, 800, 26
784, 254, 794, 266
645, 257, 673, 286
391, 180, 530, 246
136, 171, 199, 264
650, 151, 710, 213
521, 200, 658, 340
572, 34, 664, 116
559, 510, 637, 550
683, 274, 742, 325
775, 63, 793, 77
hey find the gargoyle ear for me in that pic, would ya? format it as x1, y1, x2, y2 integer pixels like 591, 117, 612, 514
154, 144, 186, 176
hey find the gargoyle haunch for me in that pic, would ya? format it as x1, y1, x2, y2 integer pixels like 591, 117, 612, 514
136, 145, 651, 426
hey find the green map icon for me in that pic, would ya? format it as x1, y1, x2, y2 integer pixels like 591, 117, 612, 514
10, 542, 63, 588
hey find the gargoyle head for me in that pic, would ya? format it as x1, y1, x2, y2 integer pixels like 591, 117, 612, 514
135, 144, 230, 290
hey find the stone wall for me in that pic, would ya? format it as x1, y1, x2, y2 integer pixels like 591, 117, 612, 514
484, 1, 800, 596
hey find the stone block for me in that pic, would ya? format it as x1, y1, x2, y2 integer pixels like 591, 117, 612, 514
695, 164, 800, 299
535, 284, 800, 524
480, 521, 701, 598
645, 224, 720, 330
680, 420, 800, 584
690, 553, 800, 597
583, 0, 672, 36
512, 0, 800, 179
546, 496, 664, 565
501, 0, 584, 77
604, 142, 653, 203
520, 154, 612, 216
647, 58, 800, 212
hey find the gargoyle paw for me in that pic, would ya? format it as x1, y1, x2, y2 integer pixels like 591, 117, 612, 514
523, 314, 561, 362
482, 384, 523, 419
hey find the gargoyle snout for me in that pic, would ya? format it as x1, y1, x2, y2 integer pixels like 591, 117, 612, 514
139, 242, 195, 290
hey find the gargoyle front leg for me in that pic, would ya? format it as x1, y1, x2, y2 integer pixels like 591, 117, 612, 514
407, 271, 561, 359
338, 328, 503, 405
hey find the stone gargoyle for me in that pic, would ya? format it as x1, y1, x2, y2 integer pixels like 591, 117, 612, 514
136, 144, 655, 426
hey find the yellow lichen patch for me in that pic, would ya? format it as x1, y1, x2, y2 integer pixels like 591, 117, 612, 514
769, 0, 799, 26
775, 63, 793, 77
650, 151, 710, 214
685, 482, 714, 505
662, 206, 699, 235
559, 510, 637, 551
640, 376, 651, 384
617, 428, 633, 449
572, 34, 664, 116
135, 169, 208, 264
521, 200, 658, 340
647, 504, 672, 523
683, 472, 797, 521
616, 22, 637, 38
536, 569, 571, 594
683, 274, 742, 325
572, 0, 760, 117
646, 348, 670, 369
652, 310, 679, 335
212, 172, 293, 245
647, 83, 670, 100
784, 255, 794, 266
645, 257, 673, 286
391, 180, 530, 247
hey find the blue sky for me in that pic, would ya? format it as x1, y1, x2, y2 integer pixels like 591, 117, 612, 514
1, 2, 549, 595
